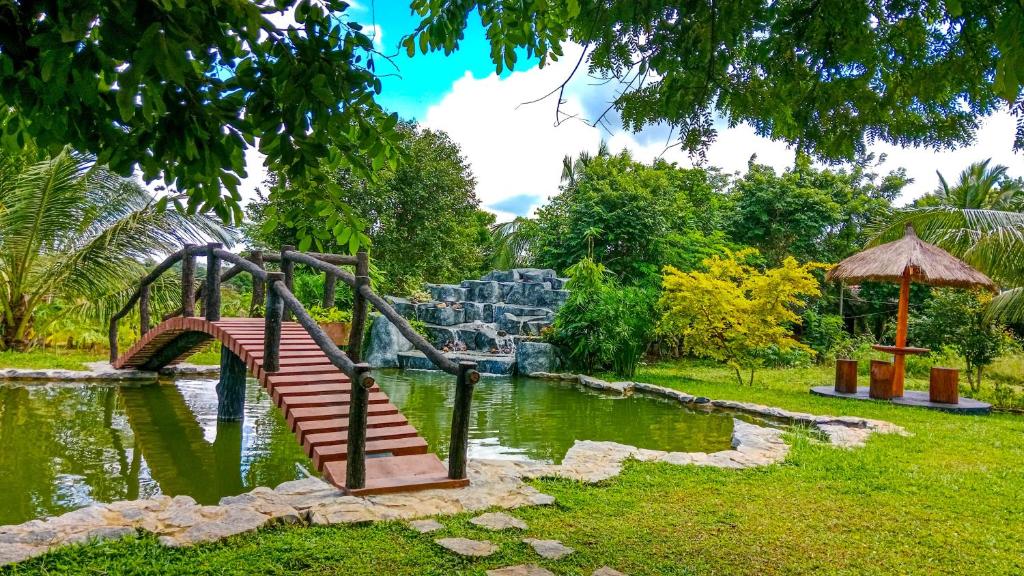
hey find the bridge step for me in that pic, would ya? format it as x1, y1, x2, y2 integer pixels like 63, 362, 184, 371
311, 436, 429, 468
115, 316, 460, 496
293, 414, 410, 444
323, 453, 469, 495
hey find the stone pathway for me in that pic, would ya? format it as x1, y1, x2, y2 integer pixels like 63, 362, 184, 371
407, 519, 444, 533
523, 538, 574, 560
471, 512, 528, 531
592, 568, 627, 576
435, 537, 498, 557
487, 565, 555, 576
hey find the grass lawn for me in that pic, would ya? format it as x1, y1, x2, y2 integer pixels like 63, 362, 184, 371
4, 360, 1024, 575
0, 346, 222, 371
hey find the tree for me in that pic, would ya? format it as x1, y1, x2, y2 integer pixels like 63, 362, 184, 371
728, 155, 905, 265
534, 149, 731, 282
247, 122, 490, 293
875, 159, 1024, 321
0, 0, 400, 241
910, 289, 1014, 391
0, 147, 231, 350
658, 249, 823, 385
406, 1, 1024, 159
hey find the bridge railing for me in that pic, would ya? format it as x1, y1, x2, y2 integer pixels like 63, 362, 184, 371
107, 244, 479, 490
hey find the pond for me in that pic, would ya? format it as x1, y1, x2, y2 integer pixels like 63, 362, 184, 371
0, 371, 736, 525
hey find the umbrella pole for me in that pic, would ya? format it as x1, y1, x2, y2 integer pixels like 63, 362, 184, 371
892, 268, 911, 397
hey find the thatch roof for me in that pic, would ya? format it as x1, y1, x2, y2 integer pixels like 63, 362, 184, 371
826, 225, 997, 291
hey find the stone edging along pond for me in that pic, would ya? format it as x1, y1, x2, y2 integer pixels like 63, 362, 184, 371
0, 362, 218, 382
0, 370, 908, 566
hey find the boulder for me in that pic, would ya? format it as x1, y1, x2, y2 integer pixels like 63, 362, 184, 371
418, 303, 465, 326
516, 341, 558, 375
426, 284, 467, 302
461, 280, 502, 303
364, 314, 414, 368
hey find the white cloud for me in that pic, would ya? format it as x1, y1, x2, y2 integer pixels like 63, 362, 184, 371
421, 44, 1022, 218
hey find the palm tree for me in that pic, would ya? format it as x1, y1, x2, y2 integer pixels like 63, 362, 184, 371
488, 217, 540, 269
0, 147, 232, 350
560, 140, 610, 186
934, 159, 1024, 211
873, 159, 1024, 321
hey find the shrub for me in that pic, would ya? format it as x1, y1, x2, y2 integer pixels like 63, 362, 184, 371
658, 248, 824, 385
801, 310, 850, 362
548, 258, 656, 377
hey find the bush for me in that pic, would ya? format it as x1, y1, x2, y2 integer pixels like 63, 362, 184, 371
548, 258, 656, 377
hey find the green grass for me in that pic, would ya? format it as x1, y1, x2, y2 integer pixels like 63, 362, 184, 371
0, 345, 222, 371
4, 360, 1024, 575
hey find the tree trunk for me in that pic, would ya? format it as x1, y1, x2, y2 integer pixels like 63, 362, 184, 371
733, 366, 744, 386
748, 368, 756, 387
2, 300, 30, 351
975, 366, 984, 391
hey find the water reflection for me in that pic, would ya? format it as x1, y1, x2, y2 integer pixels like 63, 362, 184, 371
376, 370, 736, 463
0, 379, 310, 525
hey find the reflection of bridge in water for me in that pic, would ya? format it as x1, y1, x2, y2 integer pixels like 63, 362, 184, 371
120, 382, 246, 504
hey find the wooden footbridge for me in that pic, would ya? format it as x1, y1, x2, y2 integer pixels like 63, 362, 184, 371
108, 244, 478, 495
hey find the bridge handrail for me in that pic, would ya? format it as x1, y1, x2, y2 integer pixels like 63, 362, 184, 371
281, 250, 460, 375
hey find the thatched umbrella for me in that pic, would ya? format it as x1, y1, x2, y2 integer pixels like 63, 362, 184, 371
827, 224, 996, 396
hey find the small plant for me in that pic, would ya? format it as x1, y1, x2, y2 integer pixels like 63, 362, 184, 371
307, 305, 353, 324
408, 289, 432, 304
408, 318, 430, 338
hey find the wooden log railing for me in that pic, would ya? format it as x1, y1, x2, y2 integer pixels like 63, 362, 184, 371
107, 245, 478, 490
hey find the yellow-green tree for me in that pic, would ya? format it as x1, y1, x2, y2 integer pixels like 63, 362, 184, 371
659, 249, 823, 386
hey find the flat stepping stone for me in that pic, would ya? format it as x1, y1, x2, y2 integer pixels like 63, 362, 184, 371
487, 565, 556, 576
407, 519, 443, 533
470, 512, 528, 531
593, 568, 628, 576
435, 537, 499, 557
523, 538, 574, 560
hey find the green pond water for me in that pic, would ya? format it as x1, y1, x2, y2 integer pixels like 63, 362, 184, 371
0, 370, 738, 525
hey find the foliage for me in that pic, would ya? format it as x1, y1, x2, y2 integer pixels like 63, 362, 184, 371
533, 150, 731, 282
800, 310, 850, 362
406, 1, 1024, 158
487, 217, 541, 270
548, 257, 656, 376
658, 249, 823, 385
873, 158, 1024, 321
306, 305, 353, 325
728, 155, 906, 265
909, 289, 1016, 390
247, 122, 491, 293
0, 147, 231, 350
0, 0, 401, 240
407, 317, 430, 339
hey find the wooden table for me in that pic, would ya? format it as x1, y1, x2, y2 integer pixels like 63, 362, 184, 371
871, 345, 930, 397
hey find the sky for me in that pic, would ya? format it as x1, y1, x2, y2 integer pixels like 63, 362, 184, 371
239, 2, 1024, 223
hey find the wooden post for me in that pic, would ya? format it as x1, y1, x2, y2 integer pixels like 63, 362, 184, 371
181, 244, 197, 317
892, 267, 912, 397
249, 251, 265, 317
216, 344, 247, 421
347, 250, 369, 363
323, 272, 337, 309
345, 363, 373, 490
834, 359, 857, 394
205, 243, 223, 321
263, 272, 284, 373
869, 360, 895, 400
139, 284, 151, 336
930, 367, 959, 404
280, 245, 295, 321
448, 361, 479, 480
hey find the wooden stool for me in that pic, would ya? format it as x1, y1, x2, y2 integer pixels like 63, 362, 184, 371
930, 367, 959, 404
834, 359, 858, 394
869, 360, 895, 400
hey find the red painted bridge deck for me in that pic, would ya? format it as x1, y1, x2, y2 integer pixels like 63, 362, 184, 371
113, 316, 468, 495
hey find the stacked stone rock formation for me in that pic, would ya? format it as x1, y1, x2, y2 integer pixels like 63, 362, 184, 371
366, 269, 568, 375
